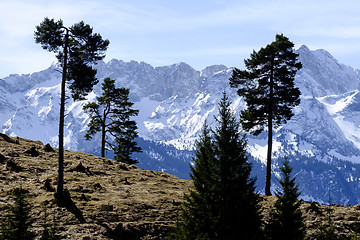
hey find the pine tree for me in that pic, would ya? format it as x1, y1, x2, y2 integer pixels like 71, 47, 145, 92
83, 77, 141, 164
171, 91, 263, 240
170, 123, 218, 240
314, 194, 340, 240
40, 224, 61, 240
266, 160, 305, 240
0, 187, 35, 240
229, 34, 302, 196
214, 91, 262, 240
40, 207, 61, 240
34, 18, 109, 197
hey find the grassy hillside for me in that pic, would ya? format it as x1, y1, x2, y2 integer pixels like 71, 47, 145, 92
0, 133, 359, 239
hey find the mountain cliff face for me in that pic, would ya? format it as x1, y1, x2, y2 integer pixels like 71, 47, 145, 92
1, 46, 360, 205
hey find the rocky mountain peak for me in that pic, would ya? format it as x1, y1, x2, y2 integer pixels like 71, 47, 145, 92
200, 64, 228, 78
296, 45, 360, 97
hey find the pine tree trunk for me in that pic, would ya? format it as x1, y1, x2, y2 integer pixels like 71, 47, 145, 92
101, 122, 106, 158
101, 106, 108, 158
265, 55, 275, 196
57, 30, 69, 196
265, 121, 273, 196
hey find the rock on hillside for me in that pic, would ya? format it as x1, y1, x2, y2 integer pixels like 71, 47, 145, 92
0, 134, 359, 239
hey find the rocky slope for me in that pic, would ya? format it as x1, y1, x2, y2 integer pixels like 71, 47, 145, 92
0, 134, 360, 239
0, 134, 191, 239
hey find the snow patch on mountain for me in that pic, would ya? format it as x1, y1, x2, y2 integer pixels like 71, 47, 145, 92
317, 90, 359, 115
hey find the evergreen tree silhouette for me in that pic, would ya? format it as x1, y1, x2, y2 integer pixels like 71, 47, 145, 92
230, 34, 302, 196
0, 187, 35, 240
171, 91, 263, 240
170, 123, 218, 239
266, 159, 305, 240
314, 193, 340, 240
83, 77, 141, 164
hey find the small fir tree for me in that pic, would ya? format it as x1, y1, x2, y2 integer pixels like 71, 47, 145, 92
83, 77, 141, 164
171, 91, 263, 240
0, 187, 35, 240
266, 160, 305, 240
349, 219, 360, 240
40, 224, 61, 240
314, 194, 340, 240
40, 207, 61, 240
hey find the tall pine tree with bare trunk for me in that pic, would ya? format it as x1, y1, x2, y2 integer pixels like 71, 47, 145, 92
34, 18, 109, 203
229, 34, 301, 196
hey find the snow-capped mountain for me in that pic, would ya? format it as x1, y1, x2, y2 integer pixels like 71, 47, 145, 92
2, 45, 360, 205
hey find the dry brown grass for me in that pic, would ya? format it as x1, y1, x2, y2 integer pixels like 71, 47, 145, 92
0, 134, 359, 239
0, 134, 190, 239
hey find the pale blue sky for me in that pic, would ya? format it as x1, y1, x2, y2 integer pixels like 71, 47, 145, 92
1, 0, 360, 78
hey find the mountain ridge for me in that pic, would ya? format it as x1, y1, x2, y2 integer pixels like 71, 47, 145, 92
2, 45, 360, 204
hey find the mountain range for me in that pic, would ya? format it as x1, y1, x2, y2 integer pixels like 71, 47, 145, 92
1, 45, 360, 205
